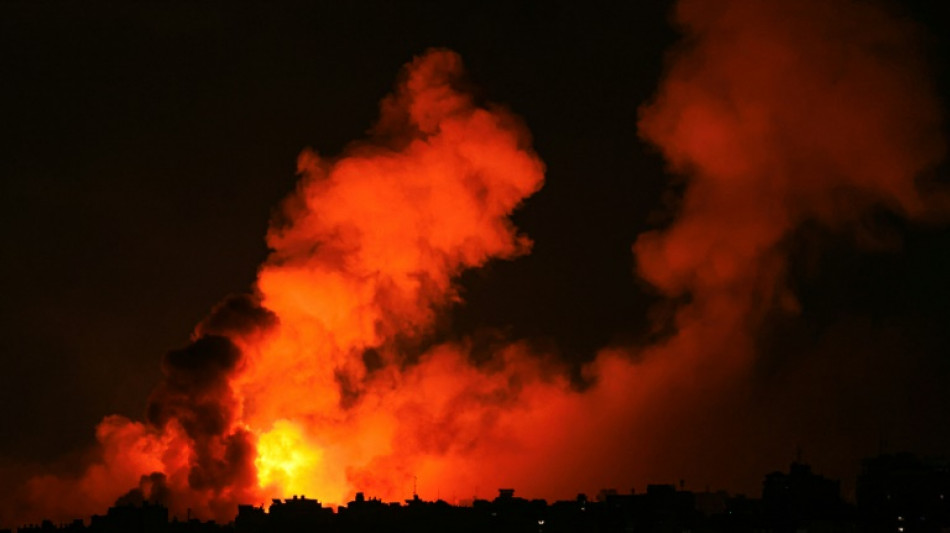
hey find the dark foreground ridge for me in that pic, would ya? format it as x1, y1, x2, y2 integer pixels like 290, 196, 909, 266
7, 453, 950, 533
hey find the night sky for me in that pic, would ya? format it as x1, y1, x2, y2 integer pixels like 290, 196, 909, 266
2, 0, 949, 508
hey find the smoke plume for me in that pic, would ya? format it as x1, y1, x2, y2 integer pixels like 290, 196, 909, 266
2, 0, 946, 525
2, 48, 548, 524
623, 0, 946, 485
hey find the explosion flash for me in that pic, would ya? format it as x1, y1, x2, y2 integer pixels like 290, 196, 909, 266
254, 420, 322, 497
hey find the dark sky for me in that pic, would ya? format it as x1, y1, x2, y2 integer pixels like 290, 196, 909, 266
1, 0, 949, 495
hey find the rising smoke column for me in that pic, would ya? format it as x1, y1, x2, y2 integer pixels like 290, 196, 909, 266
637, 0, 945, 301
336, 0, 948, 499
1, 48, 547, 525
631, 0, 945, 382
615, 0, 947, 485
235, 48, 547, 502
5, 295, 280, 524
142, 294, 278, 514
391, 0, 948, 497
244, 0, 946, 502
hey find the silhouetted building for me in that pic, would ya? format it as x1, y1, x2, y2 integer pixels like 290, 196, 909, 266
17, 521, 83, 533
641, 484, 699, 531
16, 453, 950, 533
763, 462, 849, 532
267, 495, 333, 533
89, 501, 168, 533
694, 490, 729, 516
234, 504, 266, 533
857, 452, 950, 532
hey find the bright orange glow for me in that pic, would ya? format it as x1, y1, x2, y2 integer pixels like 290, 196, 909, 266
234, 48, 548, 505
255, 421, 322, 497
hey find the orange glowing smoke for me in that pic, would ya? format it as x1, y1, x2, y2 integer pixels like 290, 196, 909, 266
4, 48, 549, 524
637, 0, 945, 302
240, 48, 546, 504
4, 0, 946, 526
619, 0, 946, 485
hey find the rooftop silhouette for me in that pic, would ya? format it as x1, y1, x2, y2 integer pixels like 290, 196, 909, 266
6, 452, 950, 533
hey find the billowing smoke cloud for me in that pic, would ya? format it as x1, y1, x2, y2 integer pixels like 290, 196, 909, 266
146, 294, 276, 498
618, 0, 947, 486
0, 48, 547, 525
115, 473, 171, 508
147, 335, 252, 495
637, 0, 945, 301
2, 0, 945, 525
234, 47, 549, 502
2, 295, 280, 524
229, 0, 944, 502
